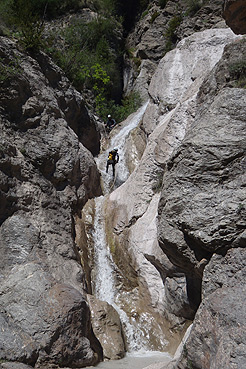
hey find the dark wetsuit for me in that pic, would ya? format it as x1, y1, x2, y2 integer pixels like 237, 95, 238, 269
106, 150, 119, 176
105, 118, 116, 133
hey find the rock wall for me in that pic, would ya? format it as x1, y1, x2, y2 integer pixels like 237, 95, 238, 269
162, 37, 246, 369
104, 28, 242, 356
124, 0, 225, 101
0, 37, 102, 368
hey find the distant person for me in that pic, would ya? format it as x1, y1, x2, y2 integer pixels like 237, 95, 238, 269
106, 148, 119, 177
105, 114, 116, 133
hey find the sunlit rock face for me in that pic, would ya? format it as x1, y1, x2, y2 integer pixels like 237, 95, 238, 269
104, 28, 242, 351
0, 36, 102, 367
223, 0, 246, 34
159, 38, 246, 369
124, 0, 225, 101
87, 295, 125, 360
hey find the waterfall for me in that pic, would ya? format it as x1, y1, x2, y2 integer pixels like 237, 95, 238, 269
93, 196, 115, 304
92, 103, 149, 352
92, 198, 146, 352
96, 102, 149, 194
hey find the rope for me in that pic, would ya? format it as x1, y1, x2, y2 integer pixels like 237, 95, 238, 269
109, 168, 117, 193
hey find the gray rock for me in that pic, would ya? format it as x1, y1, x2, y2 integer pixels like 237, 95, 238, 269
87, 295, 125, 360
0, 364, 33, 369
104, 29, 242, 336
175, 249, 246, 369
0, 36, 102, 367
157, 38, 246, 369
0, 263, 100, 367
124, 0, 225, 99
158, 39, 246, 276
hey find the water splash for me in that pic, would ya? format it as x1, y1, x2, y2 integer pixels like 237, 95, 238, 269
93, 196, 115, 303
96, 102, 149, 194
92, 196, 147, 352
92, 103, 150, 351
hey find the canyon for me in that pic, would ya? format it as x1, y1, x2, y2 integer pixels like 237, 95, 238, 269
0, 1, 246, 369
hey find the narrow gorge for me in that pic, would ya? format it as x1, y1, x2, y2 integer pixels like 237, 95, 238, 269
0, 1, 246, 369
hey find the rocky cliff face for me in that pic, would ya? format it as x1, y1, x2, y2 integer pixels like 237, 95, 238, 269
0, 37, 102, 368
1, 1, 246, 368
124, 0, 226, 101
158, 38, 246, 369
104, 26, 243, 358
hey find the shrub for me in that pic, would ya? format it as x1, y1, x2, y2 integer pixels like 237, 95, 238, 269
0, 55, 21, 83
229, 60, 246, 88
184, 0, 202, 16
159, 0, 167, 9
150, 11, 160, 24
6, 0, 47, 51
163, 15, 182, 54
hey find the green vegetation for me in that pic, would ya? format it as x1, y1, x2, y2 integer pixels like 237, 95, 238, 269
183, 343, 194, 369
47, 14, 141, 121
0, 0, 82, 50
237, 203, 245, 214
0, 0, 143, 121
0, 55, 21, 83
150, 10, 160, 24
163, 15, 182, 54
184, 0, 202, 16
159, 0, 168, 9
229, 60, 246, 88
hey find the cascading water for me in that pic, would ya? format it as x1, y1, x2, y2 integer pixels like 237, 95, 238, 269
96, 102, 149, 194
92, 103, 149, 352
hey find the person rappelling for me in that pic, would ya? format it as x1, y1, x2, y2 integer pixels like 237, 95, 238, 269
106, 148, 119, 177
105, 114, 116, 134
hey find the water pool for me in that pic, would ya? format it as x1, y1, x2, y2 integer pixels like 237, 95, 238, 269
84, 351, 172, 369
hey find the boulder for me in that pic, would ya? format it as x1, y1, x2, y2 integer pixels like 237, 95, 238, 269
87, 295, 125, 360
0, 263, 99, 367
223, 0, 246, 34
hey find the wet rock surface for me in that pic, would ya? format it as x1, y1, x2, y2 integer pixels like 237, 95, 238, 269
124, 0, 225, 101
105, 28, 241, 339
87, 295, 125, 360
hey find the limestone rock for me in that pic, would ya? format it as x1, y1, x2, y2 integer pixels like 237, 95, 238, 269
0, 36, 102, 367
158, 40, 246, 277
0, 264, 99, 367
124, 0, 225, 100
0, 364, 34, 369
223, 0, 246, 34
157, 38, 246, 369
175, 249, 246, 369
87, 295, 125, 360
104, 29, 242, 336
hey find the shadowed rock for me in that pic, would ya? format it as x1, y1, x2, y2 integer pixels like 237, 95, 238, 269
223, 0, 246, 34
0, 36, 102, 367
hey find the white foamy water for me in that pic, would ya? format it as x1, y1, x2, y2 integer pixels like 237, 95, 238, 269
93, 196, 115, 303
90, 102, 172, 358
92, 195, 147, 352
96, 102, 149, 193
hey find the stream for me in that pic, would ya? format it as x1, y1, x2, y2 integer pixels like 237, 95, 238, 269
85, 103, 173, 368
